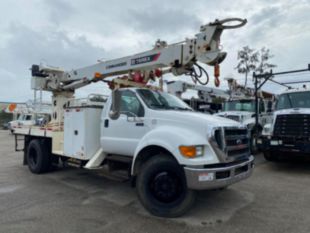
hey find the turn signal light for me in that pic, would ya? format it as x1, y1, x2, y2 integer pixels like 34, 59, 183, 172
94, 72, 102, 79
179, 146, 197, 158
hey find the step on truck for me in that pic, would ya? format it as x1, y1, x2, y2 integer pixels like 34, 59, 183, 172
259, 87, 310, 161
14, 18, 254, 217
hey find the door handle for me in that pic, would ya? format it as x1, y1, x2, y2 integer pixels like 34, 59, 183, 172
104, 119, 109, 128
135, 122, 144, 126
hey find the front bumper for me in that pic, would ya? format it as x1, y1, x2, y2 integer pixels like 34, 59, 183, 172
184, 156, 254, 190
258, 136, 310, 154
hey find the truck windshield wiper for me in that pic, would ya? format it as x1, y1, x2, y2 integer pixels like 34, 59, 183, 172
150, 104, 167, 109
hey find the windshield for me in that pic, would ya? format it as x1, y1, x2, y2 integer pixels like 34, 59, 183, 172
224, 100, 255, 112
276, 91, 310, 110
137, 89, 192, 111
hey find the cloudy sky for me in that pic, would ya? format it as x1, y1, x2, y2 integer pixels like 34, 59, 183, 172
0, 0, 309, 102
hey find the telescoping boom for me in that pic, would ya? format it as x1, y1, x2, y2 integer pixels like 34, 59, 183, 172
31, 18, 247, 92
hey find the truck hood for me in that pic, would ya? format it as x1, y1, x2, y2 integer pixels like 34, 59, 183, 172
274, 108, 310, 116
215, 111, 254, 124
215, 111, 253, 118
152, 110, 241, 129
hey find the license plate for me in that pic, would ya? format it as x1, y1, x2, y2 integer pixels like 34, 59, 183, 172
270, 140, 279, 146
198, 172, 214, 181
257, 139, 262, 144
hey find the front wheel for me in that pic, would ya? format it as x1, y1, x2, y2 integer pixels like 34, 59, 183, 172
264, 151, 279, 162
136, 155, 196, 218
250, 129, 262, 155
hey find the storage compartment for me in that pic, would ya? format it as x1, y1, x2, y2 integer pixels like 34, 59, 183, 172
64, 106, 103, 160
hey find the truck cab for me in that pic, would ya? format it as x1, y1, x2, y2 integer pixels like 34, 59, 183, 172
259, 88, 310, 161
9, 113, 33, 133
9, 113, 51, 133
215, 97, 273, 152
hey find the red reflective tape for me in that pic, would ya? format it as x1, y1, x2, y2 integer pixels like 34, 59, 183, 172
153, 53, 161, 61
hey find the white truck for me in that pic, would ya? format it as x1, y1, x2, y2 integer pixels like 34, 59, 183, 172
7, 101, 51, 133
14, 18, 254, 217
215, 79, 274, 153
258, 87, 310, 161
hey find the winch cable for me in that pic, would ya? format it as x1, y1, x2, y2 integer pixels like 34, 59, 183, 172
187, 63, 210, 85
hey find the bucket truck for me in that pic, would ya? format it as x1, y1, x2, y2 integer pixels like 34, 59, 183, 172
167, 80, 229, 113
14, 18, 254, 217
215, 78, 274, 153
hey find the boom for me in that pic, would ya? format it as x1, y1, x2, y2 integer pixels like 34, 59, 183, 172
31, 18, 247, 92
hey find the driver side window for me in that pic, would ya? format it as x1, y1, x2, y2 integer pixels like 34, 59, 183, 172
120, 90, 144, 117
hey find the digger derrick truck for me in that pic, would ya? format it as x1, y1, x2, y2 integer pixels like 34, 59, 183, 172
14, 18, 254, 217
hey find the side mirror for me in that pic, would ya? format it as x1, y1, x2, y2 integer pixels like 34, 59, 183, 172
109, 89, 122, 120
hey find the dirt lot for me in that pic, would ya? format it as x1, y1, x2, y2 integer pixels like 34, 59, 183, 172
1, 130, 310, 233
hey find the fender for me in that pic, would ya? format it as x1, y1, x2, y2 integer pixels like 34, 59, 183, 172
243, 117, 255, 128
131, 125, 219, 175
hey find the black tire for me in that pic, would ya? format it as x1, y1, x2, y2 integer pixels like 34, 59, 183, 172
136, 155, 196, 218
263, 151, 279, 162
250, 129, 261, 155
26, 139, 51, 174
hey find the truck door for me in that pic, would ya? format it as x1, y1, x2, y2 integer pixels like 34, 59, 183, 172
101, 90, 148, 156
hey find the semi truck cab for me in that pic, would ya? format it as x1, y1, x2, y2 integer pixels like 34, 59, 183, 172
259, 88, 310, 160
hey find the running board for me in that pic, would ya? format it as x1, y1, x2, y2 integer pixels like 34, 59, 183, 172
84, 148, 106, 169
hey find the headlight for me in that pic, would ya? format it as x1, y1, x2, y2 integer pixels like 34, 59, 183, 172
262, 124, 272, 135
179, 145, 204, 158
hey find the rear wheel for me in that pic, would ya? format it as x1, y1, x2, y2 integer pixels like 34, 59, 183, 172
136, 155, 196, 217
27, 139, 51, 174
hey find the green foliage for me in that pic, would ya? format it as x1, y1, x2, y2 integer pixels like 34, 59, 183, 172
0, 112, 12, 126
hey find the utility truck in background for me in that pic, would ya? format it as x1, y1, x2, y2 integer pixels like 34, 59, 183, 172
6, 102, 51, 134
259, 87, 310, 161
13, 18, 254, 217
216, 78, 274, 153
167, 80, 229, 113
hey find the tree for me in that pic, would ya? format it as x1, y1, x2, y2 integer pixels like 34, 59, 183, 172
255, 47, 277, 75
235, 46, 259, 87
235, 46, 277, 87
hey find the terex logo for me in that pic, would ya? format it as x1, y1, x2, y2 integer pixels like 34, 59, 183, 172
131, 53, 160, 66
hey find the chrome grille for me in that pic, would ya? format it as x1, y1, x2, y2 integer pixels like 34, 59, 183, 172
212, 127, 250, 161
225, 128, 249, 158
